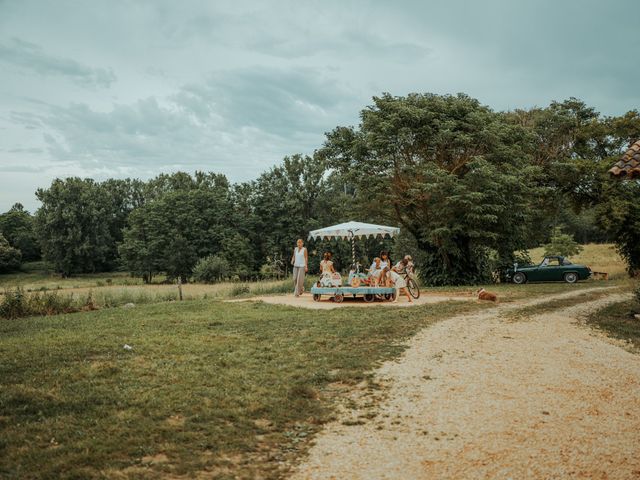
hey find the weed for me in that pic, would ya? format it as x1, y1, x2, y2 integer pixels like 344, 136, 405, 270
231, 284, 251, 297
586, 298, 640, 351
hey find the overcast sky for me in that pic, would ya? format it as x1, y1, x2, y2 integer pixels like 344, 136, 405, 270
1, 0, 638, 211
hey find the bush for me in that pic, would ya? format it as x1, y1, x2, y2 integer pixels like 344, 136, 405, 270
0, 233, 21, 273
0, 288, 97, 319
260, 262, 284, 279
543, 227, 583, 258
0, 288, 29, 319
192, 255, 230, 284
634, 283, 640, 306
230, 284, 250, 297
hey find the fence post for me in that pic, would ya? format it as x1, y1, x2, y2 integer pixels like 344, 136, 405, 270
177, 277, 183, 301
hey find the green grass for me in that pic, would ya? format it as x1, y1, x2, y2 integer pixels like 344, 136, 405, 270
0, 298, 488, 479
0, 262, 146, 291
422, 280, 613, 302
505, 287, 620, 321
586, 298, 640, 351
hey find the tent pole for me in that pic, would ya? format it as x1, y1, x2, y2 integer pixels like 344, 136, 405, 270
349, 230, 356, 268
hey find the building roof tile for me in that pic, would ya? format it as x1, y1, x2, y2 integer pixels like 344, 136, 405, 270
610, 140, 640, 178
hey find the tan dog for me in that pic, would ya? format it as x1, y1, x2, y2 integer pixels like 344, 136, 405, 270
477, 288, 498, 302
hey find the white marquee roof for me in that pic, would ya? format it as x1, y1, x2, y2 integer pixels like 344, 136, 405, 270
308, 221, 400, 240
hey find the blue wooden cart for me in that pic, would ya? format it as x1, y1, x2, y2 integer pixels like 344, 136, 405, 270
310, 285, 397, 303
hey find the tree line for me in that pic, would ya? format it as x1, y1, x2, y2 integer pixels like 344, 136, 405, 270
1, 93, 638, 284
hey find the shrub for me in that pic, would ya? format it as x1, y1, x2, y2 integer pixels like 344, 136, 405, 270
192, 255, 230, 283
0, 234, 21, 273
0, 288, 97, 319
0, 288, 29, 319
230, 284, 250, 297
634, 283, 640, 306
260, 262, 279, 279
543, 227, 583, 258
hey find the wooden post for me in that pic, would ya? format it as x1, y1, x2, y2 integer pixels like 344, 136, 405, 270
177, 277, 183, 301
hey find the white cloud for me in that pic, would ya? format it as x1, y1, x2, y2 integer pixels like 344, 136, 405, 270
0, 38, 116, 88
0, 0, 638, 212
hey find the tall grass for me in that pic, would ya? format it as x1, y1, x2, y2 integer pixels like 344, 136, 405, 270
0, 288, 96, 319
0, 287, 180, 319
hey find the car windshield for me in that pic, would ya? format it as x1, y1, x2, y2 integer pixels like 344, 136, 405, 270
541, 257, 561, 266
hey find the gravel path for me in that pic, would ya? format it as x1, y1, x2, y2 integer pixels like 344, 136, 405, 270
230, 293, 474, 309
291, 289, 640, 480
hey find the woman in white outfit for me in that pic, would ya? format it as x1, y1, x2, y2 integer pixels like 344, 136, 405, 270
291, 239, 308, 296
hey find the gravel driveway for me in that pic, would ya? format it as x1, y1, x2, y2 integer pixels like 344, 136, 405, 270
291, 289, 640, 480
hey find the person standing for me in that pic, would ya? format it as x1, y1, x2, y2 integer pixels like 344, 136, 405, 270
291, 238, 308, 296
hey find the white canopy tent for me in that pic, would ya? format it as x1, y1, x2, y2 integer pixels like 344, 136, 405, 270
308, 221, 400, 266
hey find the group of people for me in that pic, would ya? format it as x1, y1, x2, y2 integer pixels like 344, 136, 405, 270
365, 251, 414, 302
290, 238, 414, 302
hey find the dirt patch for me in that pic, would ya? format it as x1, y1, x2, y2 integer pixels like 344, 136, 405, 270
230, 292, 475, 309
291, 291, 640, 479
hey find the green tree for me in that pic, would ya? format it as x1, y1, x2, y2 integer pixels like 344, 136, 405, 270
543, 227, 583, 258
0, 233, 21, 273
120, 179, 237, 282
323, 93, 540, 285
0, 203, 40, 261
596, 178, 640, 276
192, 255, 231, 283
252, 154, 342, 271
35, 179, 118, 276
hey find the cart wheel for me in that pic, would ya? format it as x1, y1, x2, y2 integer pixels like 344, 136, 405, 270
313, 294, 321, 302
333, 293, 344, 303
363, 293, 374, 303
385, 291, 397, 302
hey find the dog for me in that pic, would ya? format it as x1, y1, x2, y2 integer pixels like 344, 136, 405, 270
477, 287, 498, 302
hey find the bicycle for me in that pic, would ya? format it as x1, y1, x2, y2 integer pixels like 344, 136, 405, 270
402, 265, 420, 299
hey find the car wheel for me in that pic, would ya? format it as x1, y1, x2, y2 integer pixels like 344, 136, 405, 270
564, 272, 578, 284
512, 272, 527, 284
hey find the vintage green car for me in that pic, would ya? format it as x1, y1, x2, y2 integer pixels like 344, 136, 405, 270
505, 256, 591, 284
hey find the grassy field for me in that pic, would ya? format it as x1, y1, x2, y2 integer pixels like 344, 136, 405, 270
0, 242, 633, 478
586, 297, 640, 351
0, 298, 490, 479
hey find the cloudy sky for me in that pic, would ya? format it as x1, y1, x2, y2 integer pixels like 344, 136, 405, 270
0, 0, 638, 211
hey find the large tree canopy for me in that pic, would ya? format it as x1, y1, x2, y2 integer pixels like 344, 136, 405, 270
322, 93, 541, 284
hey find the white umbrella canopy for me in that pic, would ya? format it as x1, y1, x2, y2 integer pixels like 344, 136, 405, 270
308, 221, 400, 240
308, 221, 400, 268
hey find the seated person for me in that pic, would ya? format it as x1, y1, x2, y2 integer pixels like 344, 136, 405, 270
319, 252, 341, 287
368, 257, 383, 286
320, 252, 335, 274
379, 251, 390, 270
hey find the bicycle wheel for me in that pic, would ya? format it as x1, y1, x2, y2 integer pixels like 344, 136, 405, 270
407, 277, 420, 299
